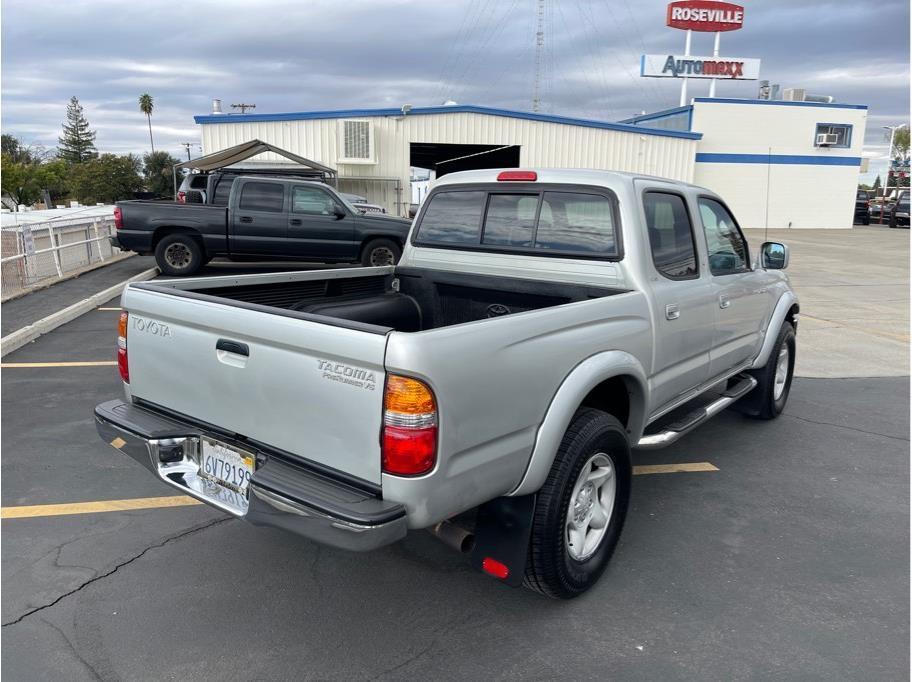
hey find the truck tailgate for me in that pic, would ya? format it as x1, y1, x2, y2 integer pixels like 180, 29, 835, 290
122, 285, 388, 486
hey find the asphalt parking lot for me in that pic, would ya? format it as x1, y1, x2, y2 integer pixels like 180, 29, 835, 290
2, 229, 909, 680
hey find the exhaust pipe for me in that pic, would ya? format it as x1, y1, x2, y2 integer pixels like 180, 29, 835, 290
428, 521, 475, 553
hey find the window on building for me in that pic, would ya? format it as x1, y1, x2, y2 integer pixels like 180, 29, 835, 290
643, 192, 698, 279
698, 198, 750, 275
814, 123, 852, 148
238, 182, 285, 212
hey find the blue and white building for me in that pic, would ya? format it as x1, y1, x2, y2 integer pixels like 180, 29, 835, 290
195, 99, 866, 227
623, 97, 868, 229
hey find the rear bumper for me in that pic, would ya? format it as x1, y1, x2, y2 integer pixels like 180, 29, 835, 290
94, 399, 407, 551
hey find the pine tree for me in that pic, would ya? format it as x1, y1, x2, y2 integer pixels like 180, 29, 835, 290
58, 96, 97, 163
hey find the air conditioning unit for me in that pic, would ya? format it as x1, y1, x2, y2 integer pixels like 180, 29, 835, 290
338, 120, 375, 164
816, 133, 839, 146
781, 88, 806, 102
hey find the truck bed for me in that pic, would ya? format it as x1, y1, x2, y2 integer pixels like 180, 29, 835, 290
138, 267, 627, 333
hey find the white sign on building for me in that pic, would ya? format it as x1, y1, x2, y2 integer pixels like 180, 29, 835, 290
641, 54, 760, 80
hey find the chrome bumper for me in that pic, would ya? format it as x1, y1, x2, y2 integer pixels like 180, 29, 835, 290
94, 400, 407, 552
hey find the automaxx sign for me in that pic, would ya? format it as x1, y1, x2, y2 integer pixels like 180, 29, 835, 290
666, 0, 744, 32
641, 54, 760, 80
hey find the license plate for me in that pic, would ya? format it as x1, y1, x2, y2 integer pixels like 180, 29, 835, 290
199, 439, 255, 496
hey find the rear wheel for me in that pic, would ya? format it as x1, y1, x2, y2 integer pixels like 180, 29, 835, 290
155, 234, 204, 276
524, 409, 631, 599
360, 238, 401, 267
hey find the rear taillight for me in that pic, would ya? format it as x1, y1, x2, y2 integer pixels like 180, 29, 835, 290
117, 311, 129, 383
113, 206, 123, 229
177, 191, 186, 203
382, 375, 437, 476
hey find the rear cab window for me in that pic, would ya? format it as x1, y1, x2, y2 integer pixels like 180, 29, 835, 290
414, 185, 620, 259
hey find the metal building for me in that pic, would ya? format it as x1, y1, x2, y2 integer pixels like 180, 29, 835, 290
623, 98, 869, 229
194, 104, 702, 216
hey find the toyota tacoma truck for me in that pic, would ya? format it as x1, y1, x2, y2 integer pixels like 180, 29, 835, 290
112, 176, 410, 276
95, 168, 798, 599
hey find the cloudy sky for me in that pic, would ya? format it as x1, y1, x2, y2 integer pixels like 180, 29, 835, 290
2, 0, 908, 181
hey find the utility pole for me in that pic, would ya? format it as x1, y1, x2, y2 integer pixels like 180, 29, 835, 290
179, 142, 196, 161
231, 103, 256, 114
880, 124, 906, 223
532, 0, 545, 112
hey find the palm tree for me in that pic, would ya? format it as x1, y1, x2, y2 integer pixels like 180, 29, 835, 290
138, 93, 154, 153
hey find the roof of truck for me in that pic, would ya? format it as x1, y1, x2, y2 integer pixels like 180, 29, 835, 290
433, 168, 697, 189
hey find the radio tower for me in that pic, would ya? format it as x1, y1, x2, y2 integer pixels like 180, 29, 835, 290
532, 0, 545, 112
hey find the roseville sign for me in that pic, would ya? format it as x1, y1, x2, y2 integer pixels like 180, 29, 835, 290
641, 54, 761, 80
666, 0, 744, 32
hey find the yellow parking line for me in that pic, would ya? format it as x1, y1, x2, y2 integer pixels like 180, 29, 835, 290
0, 361, 117, 368
1, 496, 202, 519
97, 307, 122, 311
634, 462, 718, 475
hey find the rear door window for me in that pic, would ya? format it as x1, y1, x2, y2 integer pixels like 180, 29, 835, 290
643, 192, 698, 279
415, 191, 485, 244
238, 182, 285, 212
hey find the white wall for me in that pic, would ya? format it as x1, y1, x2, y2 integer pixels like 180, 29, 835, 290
200, 111, 698, 215
691, 100, 868, 228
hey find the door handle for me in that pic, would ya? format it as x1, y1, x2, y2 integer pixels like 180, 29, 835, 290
665, 303, 680, 321
289, 218, 302, 226
216, 339, 249, 356
239, 216, 253, 224
719, 295, 731, 309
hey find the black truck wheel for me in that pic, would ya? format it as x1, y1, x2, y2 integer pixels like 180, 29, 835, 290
737, 321, 796, 420
155, 234, 204, 276
360, 239, 401, 267
524, 408, 631, 599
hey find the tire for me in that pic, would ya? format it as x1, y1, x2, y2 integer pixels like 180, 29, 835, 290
360, 238, 401, 267
862, 216, 870, 225
739, 321, 796, 420
524, 408, 631, 599
155, 234, 204, 276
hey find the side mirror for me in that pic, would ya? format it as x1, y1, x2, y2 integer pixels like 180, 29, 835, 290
333, 205, 347, 219
760, 241, 789, 269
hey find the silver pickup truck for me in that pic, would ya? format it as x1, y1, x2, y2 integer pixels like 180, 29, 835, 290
95, 168, 798, 599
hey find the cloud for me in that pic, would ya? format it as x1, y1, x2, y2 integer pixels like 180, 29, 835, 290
1, 0, 908, 174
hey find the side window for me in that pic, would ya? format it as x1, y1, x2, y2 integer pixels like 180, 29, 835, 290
292, 186, 336, 215
482, 194, 538, 247
415, 191, 485, 244
238, 182, 284, 212
698, 198, 749, 275
643, 192, 698, 279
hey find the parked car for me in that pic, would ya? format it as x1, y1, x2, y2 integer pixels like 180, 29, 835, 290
95, 168, 797, 598
869, 198, 895, 221
854, 189, 870, 225
112, 177, 411, 275
341, 192, 387, 214
889, 190, 909, 228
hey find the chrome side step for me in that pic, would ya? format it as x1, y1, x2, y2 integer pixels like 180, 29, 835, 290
636, 375, 758, 450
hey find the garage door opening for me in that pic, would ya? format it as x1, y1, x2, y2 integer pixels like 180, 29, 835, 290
409, 143, 520, 178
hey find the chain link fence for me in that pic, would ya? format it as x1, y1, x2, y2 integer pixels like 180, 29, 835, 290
1, 216, 124, 299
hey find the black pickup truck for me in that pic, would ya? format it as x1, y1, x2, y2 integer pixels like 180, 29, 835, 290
112, 176, 411, 275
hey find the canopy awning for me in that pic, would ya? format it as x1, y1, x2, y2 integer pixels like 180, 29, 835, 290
175, 139, 336, 175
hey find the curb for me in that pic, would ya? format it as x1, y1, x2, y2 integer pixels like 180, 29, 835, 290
0, 267, 159, 357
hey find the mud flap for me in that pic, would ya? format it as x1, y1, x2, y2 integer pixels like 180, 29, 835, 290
469, 494, 536, 587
